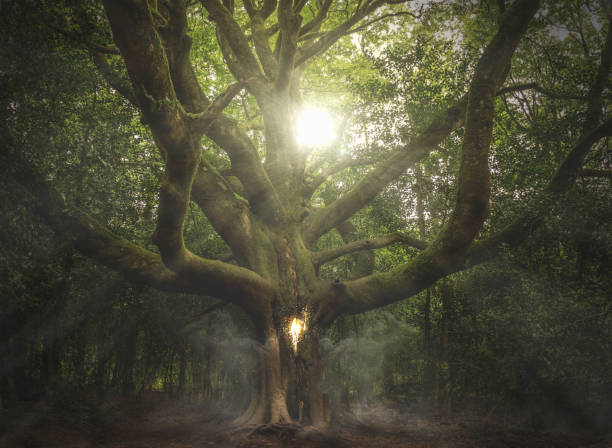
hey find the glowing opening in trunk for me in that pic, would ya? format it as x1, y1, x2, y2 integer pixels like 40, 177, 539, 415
290, 317, 305, 352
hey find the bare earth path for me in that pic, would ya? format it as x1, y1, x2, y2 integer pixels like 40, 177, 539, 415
1, 398, 610, 447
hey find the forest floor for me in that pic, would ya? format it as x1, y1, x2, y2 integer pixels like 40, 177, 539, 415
1, 396, 610, 448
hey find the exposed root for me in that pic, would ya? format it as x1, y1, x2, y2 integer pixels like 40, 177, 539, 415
248, 422, 302, 439
246, 422, 351, 447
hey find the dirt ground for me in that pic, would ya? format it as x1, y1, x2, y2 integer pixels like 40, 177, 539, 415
1, 398, 610, 448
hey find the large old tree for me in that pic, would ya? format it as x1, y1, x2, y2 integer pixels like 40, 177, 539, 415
5, 0, 612, 426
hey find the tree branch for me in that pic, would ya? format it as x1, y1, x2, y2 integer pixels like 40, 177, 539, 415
149, 0, 284, 226
312, 232, 427, 266
426, 0, 541, 260
465, 118, 612, 267
579, 168, 612, 180
189, 80, 253, 134
466, 16, 612, 275
302, 95, 469, 245
496, 82, 597, 100
311, 120, 610, 325
295, 0, 400, 67
102, 0, 278, 292
205, 116, 286, 225
582, 19, 612, 133
156, 0, 210, 115
189, 158, 278, 272
92, 52, 138, 106
310, 0, 542, 324
343, 10, 421, 36
4, 146, 274, 314
302, 0, 544, 246
201, 0, 265, 82
103, 0, 201, 271
276, 0, 302, 91
298, 0, 333, 37
251, 15, 280, 79
303, 157, 373, 197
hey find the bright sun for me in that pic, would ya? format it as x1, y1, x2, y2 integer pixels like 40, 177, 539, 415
296, 107, 336, 148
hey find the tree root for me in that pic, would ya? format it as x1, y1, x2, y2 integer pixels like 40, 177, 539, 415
247, 423, 351, 447
248, 422, 302, 439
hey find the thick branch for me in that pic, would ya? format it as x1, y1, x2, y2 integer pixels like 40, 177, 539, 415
151, 1, 283, 226
310, 0, 541, 324
303, 82, 581, 240
304, 157, 373, 197
201, 0, 264, 81
276, 0, 302, 91
302, 95, 468, 244
312, 232, 427, 266
299, 0, 333, 37
251, 15, 279, 79
582, 19, 612, 133
428, 0, 541, 259
304, 0, 540, 246
5, 147, 274, 314
206, 116, 286, 225
157, 0, 211, 115
465, 17, 612, 278
319, 55, 610, 328
190, 158, 277, 272
466, 118, 612, 267
102, 0, 274, 291
312, 121, 611, 325
103, 0, 200, 271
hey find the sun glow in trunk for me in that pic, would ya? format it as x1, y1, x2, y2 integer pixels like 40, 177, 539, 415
289, 317, 305, 353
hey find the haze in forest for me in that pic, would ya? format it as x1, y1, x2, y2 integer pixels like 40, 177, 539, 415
1, 0, 611, 446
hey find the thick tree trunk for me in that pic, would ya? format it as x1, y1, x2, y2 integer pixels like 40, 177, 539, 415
233, 306, 330, 427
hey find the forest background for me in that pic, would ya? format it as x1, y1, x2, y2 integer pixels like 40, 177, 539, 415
1, 0, 611, 443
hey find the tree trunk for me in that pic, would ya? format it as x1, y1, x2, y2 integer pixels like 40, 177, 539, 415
177, 341, 186, 398
415, 164, 435, 406
118, 326, 138, 397
439, 281, 453, 420
233, 306, 331, 427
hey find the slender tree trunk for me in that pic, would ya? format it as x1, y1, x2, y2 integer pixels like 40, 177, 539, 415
119, 326, 138, 397
95, 341, 109, 400
439, 281, 453, 420
177, 341, 186, 398
415, 164, 435, 406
